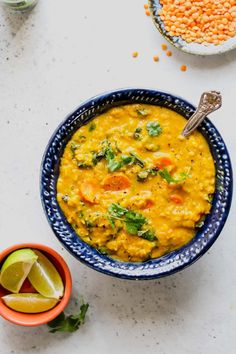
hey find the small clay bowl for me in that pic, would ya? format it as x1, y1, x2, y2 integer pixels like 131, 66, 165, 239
0, 243, 72, 327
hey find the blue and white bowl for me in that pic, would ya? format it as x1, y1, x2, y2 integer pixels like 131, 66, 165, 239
40, 88, 233, 279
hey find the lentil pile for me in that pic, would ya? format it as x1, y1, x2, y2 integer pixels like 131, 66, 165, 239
159, 0, 236, 45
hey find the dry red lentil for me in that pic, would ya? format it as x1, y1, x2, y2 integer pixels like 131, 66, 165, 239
180, 64, 187, 71
159, 0, 236, 45
144, 4, 149, 9
161, 43, 168, 50
146, 10, 151, 16
153, 55, 160, 61
166, 50, 172, 56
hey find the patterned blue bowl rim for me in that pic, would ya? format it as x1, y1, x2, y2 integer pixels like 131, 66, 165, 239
40, 88, 233, 280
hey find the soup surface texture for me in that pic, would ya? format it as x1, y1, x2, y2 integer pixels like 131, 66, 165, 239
57, 104, 215, 262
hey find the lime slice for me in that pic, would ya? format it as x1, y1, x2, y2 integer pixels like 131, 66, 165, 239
28, 250, 64, 299
2, 293, 58, 313
0, 249, 38, 293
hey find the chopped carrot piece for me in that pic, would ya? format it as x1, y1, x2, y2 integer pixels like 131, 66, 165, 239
80, 180, 100, 204
154, 156, 174, 169
139, 199, 154, 209
170, 194, 183, 204
102, 174, 131, 191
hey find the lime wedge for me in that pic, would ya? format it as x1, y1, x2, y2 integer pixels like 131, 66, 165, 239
28, 250, 64, 300
0, 249, 38, 293
2, 293, 58, 313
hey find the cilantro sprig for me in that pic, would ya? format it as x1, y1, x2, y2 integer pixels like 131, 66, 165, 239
159, 168, 189, 184
108, 203, 157, 241
92, 140, 145, 172
146, 122, 162, 137
47, 302, 89, 333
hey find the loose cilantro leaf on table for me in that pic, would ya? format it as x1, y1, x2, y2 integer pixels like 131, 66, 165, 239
47, 302, 89, 333
146, 121, 162, 137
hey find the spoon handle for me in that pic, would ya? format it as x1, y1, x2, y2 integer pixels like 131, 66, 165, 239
181, 91, 222, 137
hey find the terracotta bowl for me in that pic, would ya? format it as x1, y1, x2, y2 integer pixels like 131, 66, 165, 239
0, 243, 72, 327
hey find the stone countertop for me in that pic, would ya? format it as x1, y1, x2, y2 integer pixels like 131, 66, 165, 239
0, 1, 235, 353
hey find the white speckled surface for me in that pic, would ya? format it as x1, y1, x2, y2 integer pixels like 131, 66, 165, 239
0, 1, 236, 353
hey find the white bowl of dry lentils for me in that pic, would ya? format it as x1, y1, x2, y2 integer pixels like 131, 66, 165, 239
148, 0, 236, 55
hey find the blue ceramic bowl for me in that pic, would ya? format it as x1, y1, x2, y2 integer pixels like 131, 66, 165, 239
40, 89, 233, 280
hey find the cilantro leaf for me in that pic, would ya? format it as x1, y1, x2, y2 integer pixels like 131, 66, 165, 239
137, 168, 159, 182
130, 152, 145, 168
108, 203, 128, 218
133, 127, 142, 140
137, 108, 149, 117
88, 122, 96, 132
146, 122, 162, 137
124, 211, 146, 235
107, 204, 156, 241
92, 150, 106, 165
70, 143, 80, 157
77, 162, 92, 169
195, 215, 206, 228
47, 302, 89, 333
159, 168, 188, 184
137, 229, 156, 241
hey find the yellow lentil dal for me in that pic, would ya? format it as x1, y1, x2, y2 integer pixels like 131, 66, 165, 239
57, 104, 215, 262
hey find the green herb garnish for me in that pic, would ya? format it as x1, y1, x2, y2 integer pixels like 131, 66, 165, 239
108, 203, 128, 218
130, 152, 145, 168
88, 122, 96, 132
159, 168, 188, 184
137, 229, 156, 241
107, 203, 156, 241
98, 246, 109, 255
124, 210, 146, 235
47, 302, 89, 333
207, 194, 214, 203
133, 127, 142, 140
146, 121, 162, 137
195, 216, 206, 228
77, 162, 92, 169
137, 108, 149, 117
70, 143, 79, 157
62, 194, 69, 203
85, 220, 94, 229
92, 140, 145, 172
137, 168, 158, 182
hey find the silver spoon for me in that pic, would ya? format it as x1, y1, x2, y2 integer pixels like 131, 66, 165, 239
181, 91, 222, 137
